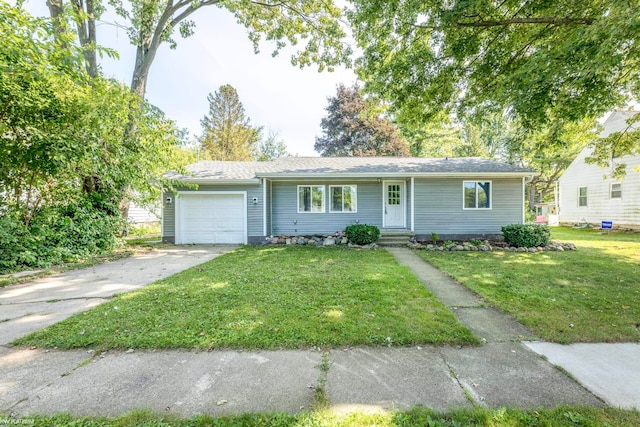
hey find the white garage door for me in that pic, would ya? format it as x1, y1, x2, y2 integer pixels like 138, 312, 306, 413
176, 193, 246, 244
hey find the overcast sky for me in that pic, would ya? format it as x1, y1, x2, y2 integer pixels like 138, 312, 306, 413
25, 2, 357, 156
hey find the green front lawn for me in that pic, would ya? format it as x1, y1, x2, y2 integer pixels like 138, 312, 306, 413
15, 246, 478, 350
419, 227, 640, 343
12, 406, 640, 427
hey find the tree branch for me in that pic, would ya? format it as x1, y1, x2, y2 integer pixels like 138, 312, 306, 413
457, 17, 595, 27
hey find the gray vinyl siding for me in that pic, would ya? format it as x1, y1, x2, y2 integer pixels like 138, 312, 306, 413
161, 184, 264, 241
413, 178, 523, 235
161, 191, 175, 239
271, 181, 383, 235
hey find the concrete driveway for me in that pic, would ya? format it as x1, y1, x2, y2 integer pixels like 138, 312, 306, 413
0, 245, 236, 345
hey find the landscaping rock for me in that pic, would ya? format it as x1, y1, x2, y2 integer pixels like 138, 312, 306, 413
323, 237, 336, 246
285, 239, 292, 245
341, 237, 349, 245
307, 239, 316, 246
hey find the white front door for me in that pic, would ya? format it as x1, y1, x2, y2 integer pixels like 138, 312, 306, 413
383, 181, 405, 228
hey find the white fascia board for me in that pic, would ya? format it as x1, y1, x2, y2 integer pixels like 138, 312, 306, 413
175, 178, 260, 185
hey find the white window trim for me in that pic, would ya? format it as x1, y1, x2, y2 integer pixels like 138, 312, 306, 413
578, 186, 588, 207
329, 185, 357, 213
610, 182, 622, 199
462, 180, 492, 210
297, 185, 325, 213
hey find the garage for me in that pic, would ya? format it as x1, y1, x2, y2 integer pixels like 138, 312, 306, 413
176, 192, 247, 244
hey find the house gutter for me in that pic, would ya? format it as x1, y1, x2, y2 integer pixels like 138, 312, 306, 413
172, 178, 261, 185
257, 172, 537, 179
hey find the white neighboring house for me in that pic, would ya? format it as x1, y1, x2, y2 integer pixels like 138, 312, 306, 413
128, 200, 160, 225
559, 111, 640, 228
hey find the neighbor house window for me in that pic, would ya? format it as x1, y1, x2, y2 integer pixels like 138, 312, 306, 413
298, 185, 325, 213
463, 181, 491, 209
330, 185, 357, 212
578, 187, 588, 207
611, 183, 622, 199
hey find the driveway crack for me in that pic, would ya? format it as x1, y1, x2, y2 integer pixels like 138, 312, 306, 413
437, 347, 483, 407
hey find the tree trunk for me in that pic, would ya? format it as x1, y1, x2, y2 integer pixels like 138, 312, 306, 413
71, 0, 99, 77
527, 179, 538, 212
46, 0, 68, 48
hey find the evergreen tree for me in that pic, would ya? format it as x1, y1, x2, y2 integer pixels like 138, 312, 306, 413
199, 85, 262, 161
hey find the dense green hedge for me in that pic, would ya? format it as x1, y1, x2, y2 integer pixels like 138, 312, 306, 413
501, 224, 551, 248
0, 201, 125, 273
345, 224, 380, 245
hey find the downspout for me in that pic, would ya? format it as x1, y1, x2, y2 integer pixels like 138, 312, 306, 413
269, 180, 273, 236
262, 179, 267, 237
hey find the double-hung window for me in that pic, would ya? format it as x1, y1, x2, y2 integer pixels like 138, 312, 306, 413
463, 181, 491, 209
578, 187, 588, 207
297, 185, 325, 213
330, 185, 357, 212
611, 183, 622, 199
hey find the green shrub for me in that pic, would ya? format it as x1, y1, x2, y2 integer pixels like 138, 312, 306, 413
0, 200, 125, 274
501, 224, 550, 248
345, 224, 380, 245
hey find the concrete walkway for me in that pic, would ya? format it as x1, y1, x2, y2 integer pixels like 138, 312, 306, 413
387, 248, 640, 411
0, 246, 637, 418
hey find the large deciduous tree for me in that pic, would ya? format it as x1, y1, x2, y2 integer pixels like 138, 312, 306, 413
347, 0, 640, 167
43, 0, 351, 213
403, 112, 488, 158
314, 84, 409, 157
256, 129, 289, 161
0, 4, 192, 270
199, 85, 262, 161
47, 0, 351, 98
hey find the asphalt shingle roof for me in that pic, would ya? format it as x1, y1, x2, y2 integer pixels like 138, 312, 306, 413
165, 157, 535, 181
